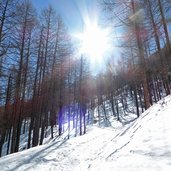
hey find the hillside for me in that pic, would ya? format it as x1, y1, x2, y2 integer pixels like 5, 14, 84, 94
0, 96, 171, 171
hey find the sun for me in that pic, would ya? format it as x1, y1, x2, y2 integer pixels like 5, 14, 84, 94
80, 23, 110, 59
75, 22, 112, 68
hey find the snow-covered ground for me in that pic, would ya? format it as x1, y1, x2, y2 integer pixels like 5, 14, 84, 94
0, 96, 171, 171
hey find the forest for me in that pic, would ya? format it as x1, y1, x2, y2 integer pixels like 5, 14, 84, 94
0, 0, 171, 157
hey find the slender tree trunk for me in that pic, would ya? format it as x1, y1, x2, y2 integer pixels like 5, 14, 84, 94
6, 126, 12, 155
131, 0, 151, 109
15, 30, 32, 152
79, 55, 83, 136
31, 28, 43, 147
158, 0, 171, 53
110, 95, 116, 117
133, 84, 139, 117
115, 97, 119, 121
0, 74, 12, 156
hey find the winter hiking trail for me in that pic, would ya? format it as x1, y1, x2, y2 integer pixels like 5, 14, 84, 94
0, 115, 136, 171
0, 96, 171, 171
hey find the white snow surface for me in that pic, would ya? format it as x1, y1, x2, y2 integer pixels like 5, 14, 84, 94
0, 96, 171, 171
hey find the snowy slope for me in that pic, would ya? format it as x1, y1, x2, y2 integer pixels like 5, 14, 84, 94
90, 95, 171, 171
0, 96, 171, 171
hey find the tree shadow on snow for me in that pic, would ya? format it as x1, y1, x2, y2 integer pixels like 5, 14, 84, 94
8, 138, 69, 171
119, 115, 137, 126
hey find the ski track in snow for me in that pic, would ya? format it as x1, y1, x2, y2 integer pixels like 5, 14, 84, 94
0, 96, 171, 170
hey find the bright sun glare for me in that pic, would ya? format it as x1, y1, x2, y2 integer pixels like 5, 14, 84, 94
81, 23, 110, 59
75, 22, 112, 69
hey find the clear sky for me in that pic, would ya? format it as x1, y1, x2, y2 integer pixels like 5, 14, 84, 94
31, 0, 99, 33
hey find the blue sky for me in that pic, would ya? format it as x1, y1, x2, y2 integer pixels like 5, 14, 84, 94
31, 0, 110, 74
31, 0, 99, 33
